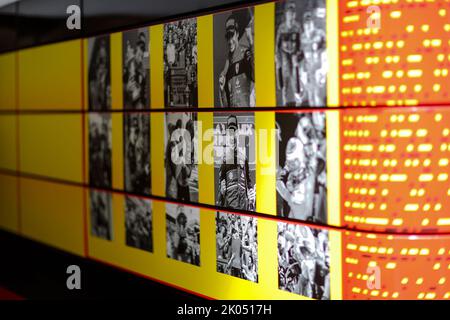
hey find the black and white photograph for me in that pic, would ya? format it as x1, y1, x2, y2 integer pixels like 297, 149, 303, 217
166, 203, 200, 266
89, 113, 112, 189
276, 112, 327, 223
275, 0, 327, 107
124, 113, 151, 195
278, 222, 330, 299
216, 211, 258, 282
125, 196, 153, 252
214, 8, 255, 108
214, 113, 256, 211
123, 28, 150, 109
164, 112, 198, 202
88, 35, 111, 111
90, 190, 113, 241
163, 18, 198, 108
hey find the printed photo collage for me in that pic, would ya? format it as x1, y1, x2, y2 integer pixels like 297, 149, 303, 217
87, 0, 331, 299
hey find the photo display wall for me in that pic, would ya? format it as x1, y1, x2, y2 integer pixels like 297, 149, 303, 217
1, 0, 449, 300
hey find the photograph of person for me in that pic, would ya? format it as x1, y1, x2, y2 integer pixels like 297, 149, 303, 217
123, 28, 150, 109
214, 113, 256, 211
89, 113, 112, 189
166, 203, 200, 266
278, 222, 330, 300
88, 35, 111, 111
163, 18, 198, 108
275, 0, 327, 107
125, 196, 153, 252
164, 112, 198, 202
216, 211, 258, 282
90, 190, 113, 241
276, 112, 327, 223
124, 113, 151, 195
214, 8, 255, 107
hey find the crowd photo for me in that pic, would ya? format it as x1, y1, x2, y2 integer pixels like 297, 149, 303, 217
124, 113, 151, 195
278, 222, 330, 300
214, 113, 256, 211
166, 204, 200, 266
123, 28, 150, 109
214, 8, 255, 107
165, 112, 198, 202
90, 190, 113, 241
125, 196, 153, 252
89, 113, 112, 189
163, 18, 198, 107
275, 0, 327, 107
88, 35, 111, 110
216, 212, 258, 282
276, 112, 327, 223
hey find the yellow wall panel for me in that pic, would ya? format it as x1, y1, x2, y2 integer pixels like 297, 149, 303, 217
198, 112, 214, 205
198, 15, 214, 108
0, 115, 17, 171
111, 33, 123, 110
150, 112, 165, 197
327, 110, 341, 226
0, 174, 18, 233
255, 112, 276, 215
329, 229, 343, 299
20, 177, 85, 256
326, 0, 339, 107
0, 53, 16, 110
89, 198, 312, 299
18, 40, 82, 110
112, 112, 123, 189
19, 114, 83, 183
150, 25, 164, 108
255, 3, 276, 107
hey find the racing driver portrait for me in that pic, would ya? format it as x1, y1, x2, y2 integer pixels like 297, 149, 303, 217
215, 9, 255, 108
216, 115, 256, 211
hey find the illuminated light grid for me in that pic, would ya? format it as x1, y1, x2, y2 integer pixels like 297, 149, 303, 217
341, 107, 450, 233
339, 0, 450, 107
342, 231, 450, 300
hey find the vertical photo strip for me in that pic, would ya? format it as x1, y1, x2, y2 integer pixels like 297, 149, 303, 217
123, 113, 151, 195
214, 113, 256, 211
89, 113, 112, 189
123, 28, 151, 109
278, 222, 330, 299
275, 0, 327, 107
166, 203, 200, 266
90, 190, 113, 241
164, 112, 199, 203
125, 195, 153, 252
276, 112, 327, 223
163, 18, 198, 108
216, 211, 258, 282
88, 35, 111, 111
214, 7, 255, 108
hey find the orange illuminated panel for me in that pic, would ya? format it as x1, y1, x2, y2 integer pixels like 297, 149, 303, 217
339, 0, 450, 107
342, 231, 450, 300
341, 107, 450, 233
